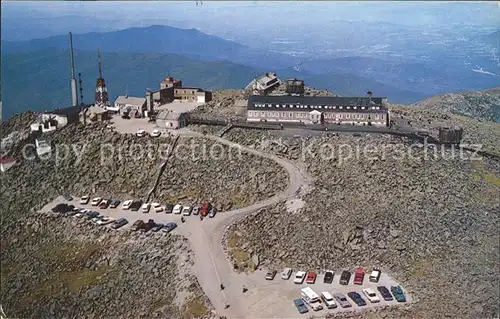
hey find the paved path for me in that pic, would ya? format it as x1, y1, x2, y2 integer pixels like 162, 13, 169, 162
175, 131, 312, 318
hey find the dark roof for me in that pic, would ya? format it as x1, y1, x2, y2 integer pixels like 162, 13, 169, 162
45, 105, 87, 117
248, 95, 387, 112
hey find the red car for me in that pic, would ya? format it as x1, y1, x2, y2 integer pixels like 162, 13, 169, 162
306, 271, 317, 284
353, 267, 365, 285
200, 202, 212, 217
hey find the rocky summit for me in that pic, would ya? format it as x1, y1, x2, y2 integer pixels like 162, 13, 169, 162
1, 213, 212, 319
224, 129, 500, 319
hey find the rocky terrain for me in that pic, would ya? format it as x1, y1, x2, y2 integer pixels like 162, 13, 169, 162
155, 136, 287, 210
390, 104, 500, 156
224, 130, 499, 319
1, 212, 213, 319
411, 87, 500, 123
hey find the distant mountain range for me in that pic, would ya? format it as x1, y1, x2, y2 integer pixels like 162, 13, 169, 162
2, 25, 499, 119
2, 48, 425, 119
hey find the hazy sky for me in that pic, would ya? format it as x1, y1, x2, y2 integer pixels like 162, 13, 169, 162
3, 1, 499, 27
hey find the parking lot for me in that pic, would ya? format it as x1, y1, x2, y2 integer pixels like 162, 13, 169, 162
41, 195, 218, 234
41, 195, 411, 318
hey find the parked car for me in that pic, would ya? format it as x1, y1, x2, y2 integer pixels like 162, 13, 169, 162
362, 288, 380, 303
347, 292, 367, 307
333, 292, 352, 308
96, 217, 115, 225
162, 222, 177, 233
131, 220, 145, 231
130, 200, 143, 211
142, 219, 156, 232
91, 197, 102, 206
151, 223, 163, 232
192, 206, 200, 215
281, 268, 292, 280
51, 203, 69, 213
109, 200, 121, 208
63, 194, 73, 201
340, 270, 351, 285
173, 204, 183, 214
122, 199, 133, 210
80, 195, 90, 204
165, 204, 174, 214
354, 267, 365, 285
323, 270, 334, 284
91, 215, 104, 223
152, 202, 163, 213
391, 285, 407, 302
208, 207, 217, 218
141, 203, 151, 213
369, 268, 382, 283
306, 271, 317, 284
150, 129, 161, 137
200, 202, 211, 216
74, 211, 85, 218
182, 206, 193, 216
321, 291, 337, 309
99, 199, 111, 209
265, 270, 277, 280
293, 271, 306, 284
85, 211, 99, 220
377, 286, 394, 301
112, 218, 128, 229
136, 130, 147, 137
293, 298, 308, 314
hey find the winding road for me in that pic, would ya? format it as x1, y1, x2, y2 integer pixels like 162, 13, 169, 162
175, 131, 311, 318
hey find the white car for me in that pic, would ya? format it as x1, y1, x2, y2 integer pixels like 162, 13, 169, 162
152, 202, 163, 213
141, 203, 151, 213
122, 200, 133, 210
80, 195, 90, 204
362, 288, 380, 303
281, 268, 292, 280
321, 292, 337, 309
182, 206, 192, 216
96, 217, 115, 225
173, 204, 183, 214
294, 271, 306, 284
150, 129, 161, 137
90, 197, 102, 206
136, 130, 147, 137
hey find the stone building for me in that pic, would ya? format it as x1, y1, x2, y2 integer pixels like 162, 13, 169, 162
114, 95, 147, 115
247, 95, 389, 126
174, 87, 212, 103
245, 72, 280, 95
160, 76, 182, 89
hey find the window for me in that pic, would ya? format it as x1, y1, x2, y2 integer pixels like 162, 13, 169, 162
347, 106, 351, 109
346, 114, 350, 119
339, 106, 343, 109
192, 91, 195, 94
354, 106, 357, 109
281, 112, 286, 117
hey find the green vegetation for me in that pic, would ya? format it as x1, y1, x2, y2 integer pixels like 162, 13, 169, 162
181, 296, 209, 319
226, 229, 255, 274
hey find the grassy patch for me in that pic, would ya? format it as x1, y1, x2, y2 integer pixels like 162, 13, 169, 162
226, 230, 255, 273
181, 296, 209, 319
471, 161, 500, 187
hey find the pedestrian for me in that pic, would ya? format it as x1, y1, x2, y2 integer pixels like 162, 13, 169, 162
181, 216, 185, 223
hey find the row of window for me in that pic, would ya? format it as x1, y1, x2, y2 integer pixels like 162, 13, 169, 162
253, 103, 381, 110
248, 111, 385, 120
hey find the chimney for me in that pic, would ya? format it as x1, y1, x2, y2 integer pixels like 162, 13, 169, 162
125, 94, 128, 99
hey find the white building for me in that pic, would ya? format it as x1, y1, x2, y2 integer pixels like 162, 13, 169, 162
35, 139, 52, 157
30, 114, 68, 133
114, 95, 146, 114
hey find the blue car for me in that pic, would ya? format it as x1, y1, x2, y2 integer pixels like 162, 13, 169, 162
293, 298, 308, 314
347, 292, 367, 306
162, 222, 177, 233
391, 285, 407, 302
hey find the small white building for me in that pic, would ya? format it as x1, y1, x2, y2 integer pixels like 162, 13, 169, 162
0, 156, 16, 172
35, 139, 52, 157
162, 112, 188, 130
114, 95, 146, 114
